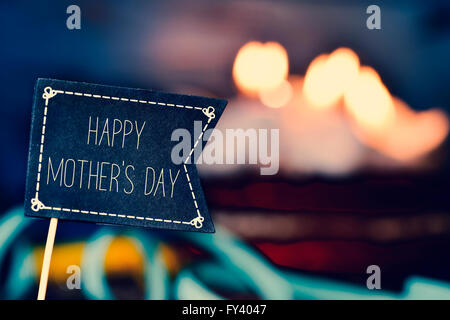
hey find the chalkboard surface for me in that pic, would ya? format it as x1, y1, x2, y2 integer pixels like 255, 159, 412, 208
24, 79, 227, 233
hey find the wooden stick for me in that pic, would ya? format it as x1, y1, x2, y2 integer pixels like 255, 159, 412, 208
37, 217, 59, 300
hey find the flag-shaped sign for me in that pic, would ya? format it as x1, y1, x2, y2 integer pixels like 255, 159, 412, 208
25, 79, 227, 233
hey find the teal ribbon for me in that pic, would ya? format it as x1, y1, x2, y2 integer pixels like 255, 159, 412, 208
0, 206, 449, 299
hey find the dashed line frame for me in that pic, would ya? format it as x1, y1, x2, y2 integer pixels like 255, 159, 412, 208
30, 86, 216, 229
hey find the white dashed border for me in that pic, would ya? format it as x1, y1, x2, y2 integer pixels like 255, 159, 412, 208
30, 86, 216, 229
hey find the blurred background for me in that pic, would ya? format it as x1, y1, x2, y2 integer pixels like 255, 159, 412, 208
1, 0, 450, 299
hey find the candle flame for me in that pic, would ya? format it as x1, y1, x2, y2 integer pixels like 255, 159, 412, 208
232, 42, 449, 163
233, 41, 289, 96
303, 48, 360, 110
344, 66, 396, 132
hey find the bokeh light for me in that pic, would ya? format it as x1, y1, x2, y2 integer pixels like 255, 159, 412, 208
233, 41, 289, 96
303, 48, 360, 110
344, 66, 396, 132
258, 79, 293, 108
355, 97, 449, 161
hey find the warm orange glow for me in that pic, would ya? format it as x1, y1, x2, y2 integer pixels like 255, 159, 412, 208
34, 243, 84, 283
33, 238, 181, 283
355, 98, 449, 161
303, 48, 360, 109
232, 43, 449, 164
233, 41, 289, 95
258, 79, 293, 108
344, 66, 396, 132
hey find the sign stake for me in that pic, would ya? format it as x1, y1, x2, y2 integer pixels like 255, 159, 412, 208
37, 217, 59, 300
